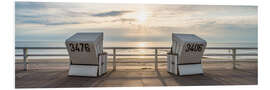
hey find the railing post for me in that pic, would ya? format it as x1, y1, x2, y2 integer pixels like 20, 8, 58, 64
232, 48, 236, 69
113, 48, 116, 71
155, 49, 158, 71
23, 48, 28, 71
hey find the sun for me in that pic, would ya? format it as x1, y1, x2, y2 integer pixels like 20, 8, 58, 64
136, 10, 148, 24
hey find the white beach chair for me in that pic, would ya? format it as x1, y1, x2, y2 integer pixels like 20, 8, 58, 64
168, 33, 207, 76
65, 32, 107, 77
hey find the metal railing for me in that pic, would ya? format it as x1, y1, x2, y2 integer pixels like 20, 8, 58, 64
15, 47, 257, 71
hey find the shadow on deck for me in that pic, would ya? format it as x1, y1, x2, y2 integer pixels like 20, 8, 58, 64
15, 61, 257, 88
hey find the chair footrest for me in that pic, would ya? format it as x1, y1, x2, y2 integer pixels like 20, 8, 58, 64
178, 64, 203, 76
68, 65, 98, 77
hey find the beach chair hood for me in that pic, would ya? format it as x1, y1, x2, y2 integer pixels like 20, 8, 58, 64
65, 32, 103, 65
171, 33, 207, 64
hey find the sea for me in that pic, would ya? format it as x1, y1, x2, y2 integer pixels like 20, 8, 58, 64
15, 41, 258, 60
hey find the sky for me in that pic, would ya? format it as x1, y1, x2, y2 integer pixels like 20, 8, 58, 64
15, 2, 258, 44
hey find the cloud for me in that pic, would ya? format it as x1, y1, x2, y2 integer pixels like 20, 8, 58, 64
16, 16, 82, 26
220, 24, 257, 31
147, 16, 258, 39
92, 10, 133, 17
16, 2, 47, 9
151, 5, 257, 20
110, 18, 136, 24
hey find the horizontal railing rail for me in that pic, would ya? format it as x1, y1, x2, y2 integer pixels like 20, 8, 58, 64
15, 47, 257, 71
15, 47, 258, 49
15, 54, 258, 57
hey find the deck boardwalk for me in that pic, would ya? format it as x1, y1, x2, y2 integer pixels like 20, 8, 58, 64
15, 61, 257, 88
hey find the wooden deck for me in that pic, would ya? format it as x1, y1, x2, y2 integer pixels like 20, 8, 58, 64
15, 61, 257, 88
